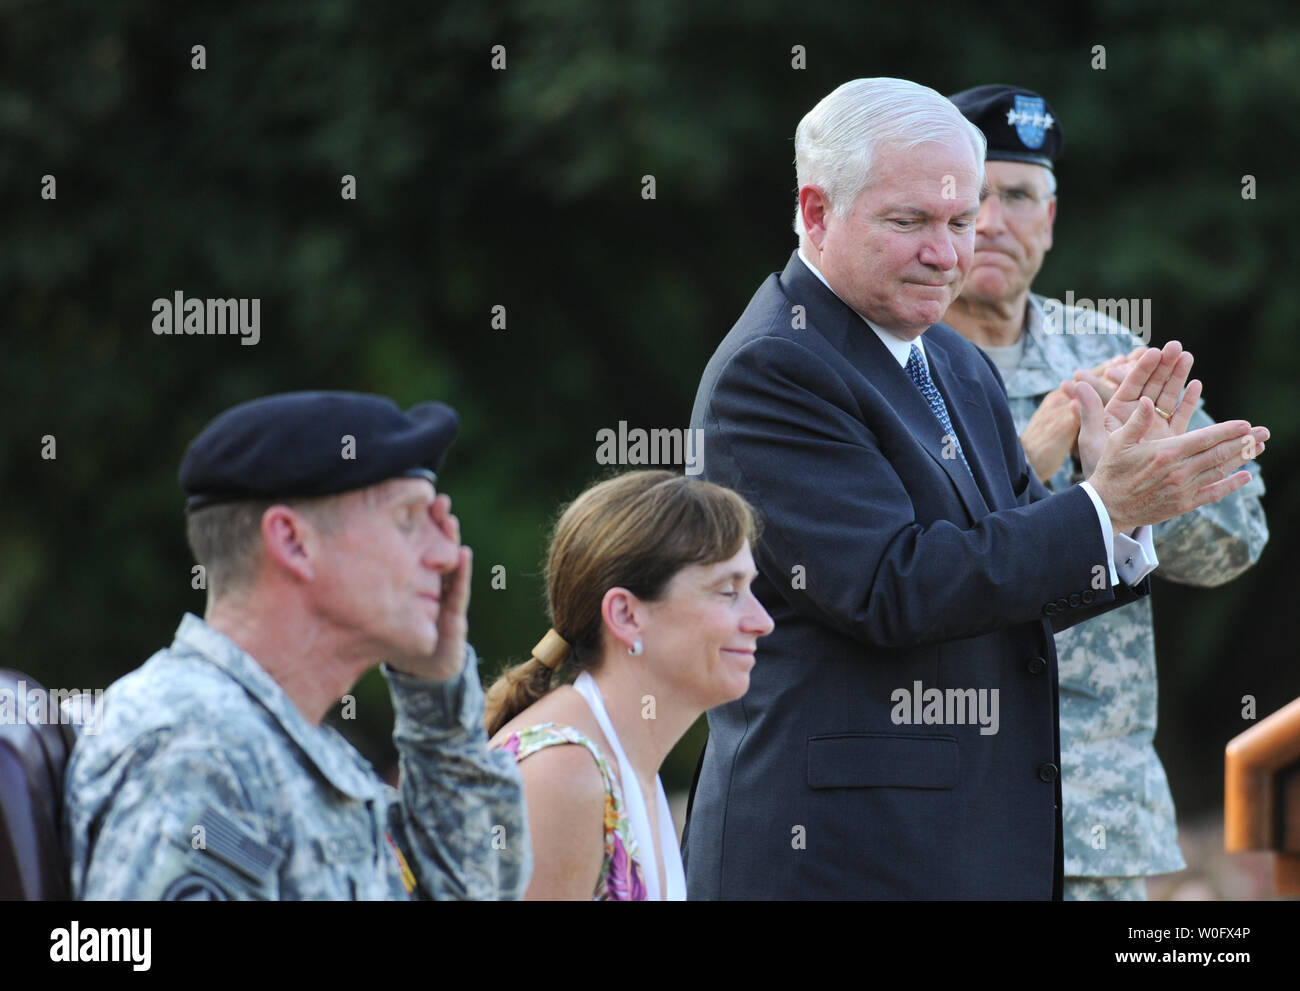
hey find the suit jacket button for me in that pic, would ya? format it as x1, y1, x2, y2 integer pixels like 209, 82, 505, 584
1056, 597, 1068, 609
1038, 762, 1059, 782
1043, 603, 1056, 616
1068, 593, 1081, 608
1027, 656, 1046, 675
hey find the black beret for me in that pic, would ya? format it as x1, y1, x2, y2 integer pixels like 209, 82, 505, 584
949, 84, 1062, 170
179, 391, 459, 512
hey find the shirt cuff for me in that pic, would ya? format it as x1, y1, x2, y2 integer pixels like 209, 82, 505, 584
1078, 481, 1119, 586
383, 644, 481, 735
1115, 526, 1159, 585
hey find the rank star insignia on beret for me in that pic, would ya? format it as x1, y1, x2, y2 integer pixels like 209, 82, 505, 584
1008, 94, 1053, 148
949, 84, 1064, 170
179, 391, 459, 512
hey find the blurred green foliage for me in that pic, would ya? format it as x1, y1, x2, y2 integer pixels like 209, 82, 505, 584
2, 0, 1296, 810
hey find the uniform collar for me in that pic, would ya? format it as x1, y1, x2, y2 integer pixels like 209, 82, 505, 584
173, 613, 380, 801
993, 293, 1062, 400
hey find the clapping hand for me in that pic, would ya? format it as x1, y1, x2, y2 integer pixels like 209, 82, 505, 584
1065, 341, 1268, 534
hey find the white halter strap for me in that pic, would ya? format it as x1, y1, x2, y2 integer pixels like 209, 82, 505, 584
573, 671, 686, 901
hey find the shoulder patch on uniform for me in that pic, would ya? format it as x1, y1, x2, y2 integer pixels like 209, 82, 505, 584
195, 805, 284, 882
161, 874, 230, 901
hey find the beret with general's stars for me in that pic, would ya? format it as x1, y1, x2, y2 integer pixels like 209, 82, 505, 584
179, 391, 458, 512
949, 84, 1063, 170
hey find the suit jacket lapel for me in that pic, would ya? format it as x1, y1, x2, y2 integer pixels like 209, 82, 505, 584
778, 254, 991, 522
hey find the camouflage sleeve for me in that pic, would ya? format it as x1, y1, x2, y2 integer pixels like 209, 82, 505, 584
1153, 404, 1269, 587
384, 644, 530, 900
73, 734, 282, 901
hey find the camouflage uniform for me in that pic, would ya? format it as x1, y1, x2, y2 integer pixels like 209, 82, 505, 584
64, 613, 530, 900
994, 295, 1268, 895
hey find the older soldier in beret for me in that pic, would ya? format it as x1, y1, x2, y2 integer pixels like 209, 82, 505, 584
64, 392, 530, 900
943, 85, 1269, 900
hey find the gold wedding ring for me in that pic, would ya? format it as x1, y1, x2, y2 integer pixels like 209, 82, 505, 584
1154, 405, 1173, 421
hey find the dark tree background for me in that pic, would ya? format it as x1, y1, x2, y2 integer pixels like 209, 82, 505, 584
2, 0, 1296, 820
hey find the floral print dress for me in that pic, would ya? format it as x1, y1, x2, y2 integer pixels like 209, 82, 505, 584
498, 722, 648, 900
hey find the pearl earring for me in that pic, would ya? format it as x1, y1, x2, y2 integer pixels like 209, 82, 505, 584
628, 640, 644, 656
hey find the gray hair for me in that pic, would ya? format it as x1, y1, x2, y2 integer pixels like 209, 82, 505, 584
792, 77, 987, 247
185, 495, 345, 600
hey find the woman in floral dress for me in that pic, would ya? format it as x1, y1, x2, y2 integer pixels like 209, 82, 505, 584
486, 470, 773, 900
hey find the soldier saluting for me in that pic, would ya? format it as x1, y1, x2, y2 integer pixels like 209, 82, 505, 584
64, 392, 530, 899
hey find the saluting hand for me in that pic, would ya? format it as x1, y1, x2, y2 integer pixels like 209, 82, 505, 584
387, 493, 474, 683
426, 494, 472, 682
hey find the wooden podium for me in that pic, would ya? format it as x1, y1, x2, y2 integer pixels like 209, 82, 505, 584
1225, 696, 1300, 895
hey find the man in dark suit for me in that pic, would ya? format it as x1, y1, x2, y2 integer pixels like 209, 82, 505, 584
683, 77, 1267, 900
